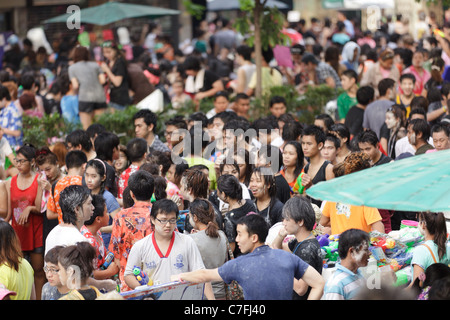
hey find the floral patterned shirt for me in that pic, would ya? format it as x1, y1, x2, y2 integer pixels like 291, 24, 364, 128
108, 201, 154, 291
117, 164, 139, 199
0, 101, 23, 149
80, 225, 106, 269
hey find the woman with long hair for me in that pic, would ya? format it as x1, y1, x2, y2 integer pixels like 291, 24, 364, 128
380, 104, 407, 158
279, 141, 304, 192
0, 219, 35, 300
188, 199, 228, 300
410, 212, 449, 287
249, 167, 283, 227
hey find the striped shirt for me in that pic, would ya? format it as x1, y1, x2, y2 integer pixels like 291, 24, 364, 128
322, 264, 365, 300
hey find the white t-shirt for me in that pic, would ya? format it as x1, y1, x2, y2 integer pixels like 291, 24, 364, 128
125, 231, 205, 285
45, 224, 88, 256
0, 137, 13, 168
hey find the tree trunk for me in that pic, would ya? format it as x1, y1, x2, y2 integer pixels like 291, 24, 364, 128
253, 0, 265, 100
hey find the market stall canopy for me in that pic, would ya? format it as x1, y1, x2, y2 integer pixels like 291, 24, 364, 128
306, 149, 450, 213
322, 0, 394, 9
43, 1, 180, 26
207, 0, 289, 11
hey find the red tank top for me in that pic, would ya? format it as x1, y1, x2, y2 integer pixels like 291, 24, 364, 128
10, 174, 43, 251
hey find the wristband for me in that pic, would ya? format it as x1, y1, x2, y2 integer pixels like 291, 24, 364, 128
443, 105, 448, 112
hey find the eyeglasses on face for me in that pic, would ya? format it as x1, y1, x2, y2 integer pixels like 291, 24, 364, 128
14, 158, 30, 165
155, 217, 177, 225
43, 266, 59, 274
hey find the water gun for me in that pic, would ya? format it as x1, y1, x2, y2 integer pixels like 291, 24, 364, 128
133, 266, 151, 286
434, 29, 445, 38
292, 172, 305, 194
100, 252, 115, 270
321, 241, 339, 261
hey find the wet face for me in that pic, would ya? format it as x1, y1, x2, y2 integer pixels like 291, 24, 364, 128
407, 124, 416, 146
249, 172, 266, 199
152, 211, 178, 237
78, 195, 94, 224
85, 166, 104, 193
385, 111, 398, 130
236, 223, 255, 254
44, 262, 61, 287
351, 241, 371, 268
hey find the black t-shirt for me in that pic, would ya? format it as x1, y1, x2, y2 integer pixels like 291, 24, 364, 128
255, 198, 284, 227
224, 199, 256, 256
344, 105, 365, 137
288, 237, 323, 300
275, 174, 291, 204
200, 69, 220, 92
109, 57, 131, 106
373, 153, 392, 166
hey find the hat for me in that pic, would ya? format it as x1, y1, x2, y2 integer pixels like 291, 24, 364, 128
301, 53, 319, 65
304, 37, 315, 46
7, 34, 19, 45
0, 284, 16, 300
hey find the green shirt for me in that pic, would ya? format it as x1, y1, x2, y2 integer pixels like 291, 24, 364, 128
183, 156, 217, 190
337, 91, 358, 120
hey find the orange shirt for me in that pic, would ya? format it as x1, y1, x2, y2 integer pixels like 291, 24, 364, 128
322, 201, 382, 235
47, 175, 83, 224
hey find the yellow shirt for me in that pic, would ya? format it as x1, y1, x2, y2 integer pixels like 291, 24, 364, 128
322, 201, 382, 235
0, 258, 34, 300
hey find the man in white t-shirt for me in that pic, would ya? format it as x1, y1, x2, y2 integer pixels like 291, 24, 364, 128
124, 199, 214, 299
44, 185, 93, 255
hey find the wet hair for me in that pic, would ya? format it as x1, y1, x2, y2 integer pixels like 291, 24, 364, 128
0, 219, 23, 271
59, 185, 91, 225
84, 194, 106, 226
237, 213, 269, 243
58, 242, 97, 282
338, 228, 370, 259
151, 198, 179, 219
181, 169, 209, 199
217, 174, 242, 201
418, 212, 448, 260
282, 196, 316, 231
128, 170, 155, 201
189, 199, 219, 238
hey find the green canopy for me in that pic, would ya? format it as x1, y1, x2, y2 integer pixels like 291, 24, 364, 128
306, 149, 450, 213
43, 1, 180, 26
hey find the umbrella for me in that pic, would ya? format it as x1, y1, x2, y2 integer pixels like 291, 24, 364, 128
306, 149, 450, 213
43, 2, 180, 26
207, 0, 289, 11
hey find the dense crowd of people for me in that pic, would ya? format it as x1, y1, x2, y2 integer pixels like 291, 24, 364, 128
1, 10, 450, 301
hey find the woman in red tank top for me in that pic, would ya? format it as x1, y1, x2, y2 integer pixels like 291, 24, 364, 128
5, 144, 45, 299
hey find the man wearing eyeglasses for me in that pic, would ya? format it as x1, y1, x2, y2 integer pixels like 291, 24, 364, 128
124, 199, 214, 299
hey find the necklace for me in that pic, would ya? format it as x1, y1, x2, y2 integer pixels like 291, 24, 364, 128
292, 232, 314, 255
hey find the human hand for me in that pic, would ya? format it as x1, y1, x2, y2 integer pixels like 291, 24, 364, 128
301, 173, 312, 189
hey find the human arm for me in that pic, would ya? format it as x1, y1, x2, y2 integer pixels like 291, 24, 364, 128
301, 266, 325, 300
194, 79, 224, 101
100, 62, 123, 88
93, 261, 119, 280
270, 225, 291, 252
171, 268, 223, 284
427, 104, 448, 122
0, 182, 8, 219
370, 220, 385, 233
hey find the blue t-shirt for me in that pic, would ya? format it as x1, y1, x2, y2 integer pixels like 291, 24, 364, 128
218, 245, 309, 300
101, 189, 121, 248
